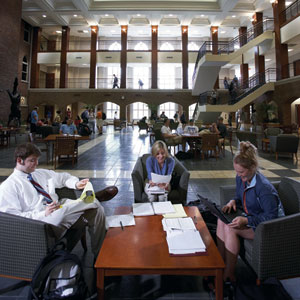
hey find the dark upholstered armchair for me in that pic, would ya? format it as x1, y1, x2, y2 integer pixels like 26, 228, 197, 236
0, 188, 86, 280
275, 134, 299, 161
235, 130, 258, 147
219, 177, 300, 282
137, 121, 149, 133
131, 154, 190, 205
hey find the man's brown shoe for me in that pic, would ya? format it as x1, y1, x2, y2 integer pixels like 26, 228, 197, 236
95, 186, 118, 202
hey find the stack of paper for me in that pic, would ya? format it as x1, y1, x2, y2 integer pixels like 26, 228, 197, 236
132, 201, 175, 216
163, 204, 187, 218
166, 230, 206, 255
162, 217, 196, 231
106, 213, 136, 228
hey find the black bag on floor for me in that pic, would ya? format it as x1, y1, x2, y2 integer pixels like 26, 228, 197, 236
28, 243, 88, 300
186, 194, 218, 242
235, 277, 292, 300
79, 123, 91, 136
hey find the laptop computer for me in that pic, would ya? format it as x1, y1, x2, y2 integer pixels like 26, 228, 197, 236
197, 195, 245, 224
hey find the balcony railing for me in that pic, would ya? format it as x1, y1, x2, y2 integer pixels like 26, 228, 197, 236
197, 68, 277, 106
281, 0, 300, 24
192, 19, 274, 82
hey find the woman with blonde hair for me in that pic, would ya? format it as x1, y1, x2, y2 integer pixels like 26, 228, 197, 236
216, 141, 284, 285
145, 140, 175, 202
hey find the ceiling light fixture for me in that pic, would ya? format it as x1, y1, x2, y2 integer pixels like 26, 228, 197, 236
83, 30, 89, 33
105, 14, 109, 17
169, 14, 173, 17
232, 15, 236, 18
288, 48, 294, 52
137, 14, 141, 17
286, 1, 292, 5
56, 30, 62, 34
73, 14, 77, 17
265, 59, 272, 61
221, 31, 226, 34
42, 14, 47, 18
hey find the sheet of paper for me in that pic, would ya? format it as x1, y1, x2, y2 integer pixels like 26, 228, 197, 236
163, 204, 187, 218
132, 203, 154, 216
79, 181, 95, 203
152, 201, 175, 215
166, 230, 206, 254
151, 173, 171, 184
106, 214, 136, 228
162, 217, 196, 231
147, 183, 165, 194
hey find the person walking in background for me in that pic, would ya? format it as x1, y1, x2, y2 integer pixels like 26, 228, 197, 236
114, 111, 118, 119
138, 79, 144, 89
88, 109, 96, 134
96, 107, 103, 135
30, 106, 39, 141
112, 74, 119, 89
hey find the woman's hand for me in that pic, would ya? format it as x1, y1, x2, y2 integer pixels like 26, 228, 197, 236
222, 199, 236, 213
228, 216, 248, 229
45, 202, 60, 216
76, 178, 89, 189
149, 180, 156, 187
157, 183, 169, 190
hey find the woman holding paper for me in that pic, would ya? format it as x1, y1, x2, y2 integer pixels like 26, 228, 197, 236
216, 141, 284, 286
145, 141, 175, 202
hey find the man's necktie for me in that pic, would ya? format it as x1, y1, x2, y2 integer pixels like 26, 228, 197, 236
27, 173, 53, 204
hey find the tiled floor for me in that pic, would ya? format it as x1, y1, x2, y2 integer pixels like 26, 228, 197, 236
0, 125, 300, 299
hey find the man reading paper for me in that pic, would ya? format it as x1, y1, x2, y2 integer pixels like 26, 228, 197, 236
0, 143, 118, 257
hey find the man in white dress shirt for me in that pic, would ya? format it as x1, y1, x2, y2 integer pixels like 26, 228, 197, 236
161, 119, 185, 151
0, 143, 118, 257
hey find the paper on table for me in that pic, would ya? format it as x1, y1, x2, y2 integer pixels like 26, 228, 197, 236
152, 201, 175, 215
166, 230, 206, 254
162, 217, 196, 231
151, 173, 171, 184
133, 203, 154, 216
146, 183, 165, 194
106, 214, 136, 228
163, 204, 187, 218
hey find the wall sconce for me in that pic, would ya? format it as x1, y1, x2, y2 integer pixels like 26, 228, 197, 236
213, 29, 218, 34
183, 28, 187, 33
91, 28, 97, 33
122, 27, 127, 32
152, 27, 157, 33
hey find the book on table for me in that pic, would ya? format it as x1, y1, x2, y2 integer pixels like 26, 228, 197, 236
106, 213, 136, 228
133, 201, 175, 216
162, 217, 196, 231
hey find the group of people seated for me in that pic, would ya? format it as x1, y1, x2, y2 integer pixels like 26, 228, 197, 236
0, 114, 285, 296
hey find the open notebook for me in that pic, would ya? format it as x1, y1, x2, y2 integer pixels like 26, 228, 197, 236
133, 201, 175, 216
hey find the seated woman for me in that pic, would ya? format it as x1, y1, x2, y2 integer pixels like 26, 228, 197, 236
217, 141, 284, 285
145, 140, 175, 202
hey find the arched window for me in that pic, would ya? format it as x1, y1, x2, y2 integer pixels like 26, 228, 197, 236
188, 42, 199, 51
22, 56, 28, 82
106, 102, 120, 119
134, 42, 148, 51
109, 42, 121, 51
160, 42, 174, 51
133, 102, 149, 119
158, 102, 177, 119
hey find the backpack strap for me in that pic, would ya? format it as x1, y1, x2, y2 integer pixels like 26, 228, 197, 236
0, 281, 28, 295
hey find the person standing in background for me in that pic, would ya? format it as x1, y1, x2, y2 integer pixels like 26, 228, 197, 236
96, 107, 103, 135
30, 106, 39, 141
112, 74, 119, 89
88, 109, 96, 134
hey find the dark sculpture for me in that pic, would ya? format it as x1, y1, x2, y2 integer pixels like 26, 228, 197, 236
7, 78, 21, 127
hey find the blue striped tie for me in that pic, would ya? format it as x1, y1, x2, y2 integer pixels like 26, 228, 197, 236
27, 173, 53, 205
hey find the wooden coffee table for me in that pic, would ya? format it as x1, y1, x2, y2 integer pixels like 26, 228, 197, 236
95, 206, 225, 300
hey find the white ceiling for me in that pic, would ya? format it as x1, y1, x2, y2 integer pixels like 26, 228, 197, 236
22, 0, 275, 39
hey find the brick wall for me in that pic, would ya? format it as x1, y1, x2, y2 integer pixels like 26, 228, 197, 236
0, 0, 22, 125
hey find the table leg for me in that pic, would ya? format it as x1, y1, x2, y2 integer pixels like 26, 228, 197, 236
97, 268, 105, 300
215, 269, 223, 300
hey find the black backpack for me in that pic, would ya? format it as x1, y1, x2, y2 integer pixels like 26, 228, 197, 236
79, 123, 91, 136
102, 112, 106, 120
28, 245, 88, 300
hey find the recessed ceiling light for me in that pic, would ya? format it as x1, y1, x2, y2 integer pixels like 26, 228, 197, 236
288, 48, 294, 52
42, 14, 47, 18
232, 15, 236, 18
56, 30, 62, 34
137, 14, 141, 17
221, 31, 226, 34
201, 14, 205, 17
265, 59, 271, 62
169, 14, 173, 17
83, 30, 89, 33
286, 1, 292, 5
105, 14, 109, 17
73, 14, 77, 17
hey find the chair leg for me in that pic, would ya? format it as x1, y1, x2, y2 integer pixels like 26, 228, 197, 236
275, 152, 278, 160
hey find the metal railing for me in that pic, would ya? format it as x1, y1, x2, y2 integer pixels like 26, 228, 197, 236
192, 19, 274, 82
196, 68, 277, 107
281, 0, 300, 24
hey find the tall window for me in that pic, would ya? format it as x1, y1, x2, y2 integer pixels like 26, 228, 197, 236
134, 42, 148, 51
133, 102, 149, 120
107, 66, 120, 88
106, 102, 119, 119
158, 65, 175, 89
133, 66, 149, 89
109, 42, 121, 51
24, 22, 30, 42
158, 102, 176, 119
22, 56, 28, 82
